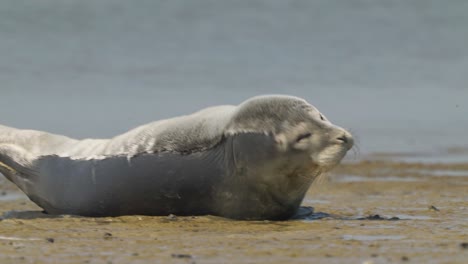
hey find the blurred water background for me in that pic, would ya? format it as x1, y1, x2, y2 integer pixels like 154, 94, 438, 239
0, 0, 467, 159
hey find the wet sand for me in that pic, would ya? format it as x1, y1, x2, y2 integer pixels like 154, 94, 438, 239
0, 158, 467, 264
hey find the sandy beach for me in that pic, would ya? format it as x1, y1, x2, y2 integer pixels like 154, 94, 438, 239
1, 1, 467, 263
1, 151, 467, 264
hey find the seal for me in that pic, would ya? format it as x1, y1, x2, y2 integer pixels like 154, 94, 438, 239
0, 95, 353, 220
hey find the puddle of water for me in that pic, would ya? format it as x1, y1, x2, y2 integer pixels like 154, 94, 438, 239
412, 170, 468, 177
364, 151, 468, 164
361, 225, 397, 229
1, 210, 62, 220
0, 235, 42, 241
298, 212, 333, 221
350, 213, 432, 221
393, 214, 433, 220
378, 207, 431, 211
334, 170, 468, 184
342, 235, 405, 241
0, 192, 27, 201
334, 175, 421, 183
303, 199, 330, 204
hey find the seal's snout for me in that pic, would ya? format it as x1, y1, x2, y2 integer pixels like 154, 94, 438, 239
336, 134, 348, 144
336, 131, 354, 150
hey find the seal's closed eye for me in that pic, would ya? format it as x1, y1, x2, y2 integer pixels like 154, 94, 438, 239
296, 132, 312, 142
319, 114, 325, 121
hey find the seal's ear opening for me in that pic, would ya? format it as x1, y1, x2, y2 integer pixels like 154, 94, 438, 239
293, 132, 312, 150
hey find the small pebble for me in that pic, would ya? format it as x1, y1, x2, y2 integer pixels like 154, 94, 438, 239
358, 214, 400, 220
103, 233, 113, 240
171, 254, 192, 259
429, 205, 440, 211
460, 242, 468, 249
45, 238, 55, 243
401, 256, 409, 261
368, 214, 383, 220
167, 214, 178, 220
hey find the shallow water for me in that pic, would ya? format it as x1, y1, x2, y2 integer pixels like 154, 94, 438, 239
392, 214, 433, 220
334, 175, 421, 183
364, 150, 468, 164
0, 193, 26, 202
1, 0, 468, 157
342, 235, 406, 241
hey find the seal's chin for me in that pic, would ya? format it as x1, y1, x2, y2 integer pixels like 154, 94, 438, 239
312, 145, 349, 170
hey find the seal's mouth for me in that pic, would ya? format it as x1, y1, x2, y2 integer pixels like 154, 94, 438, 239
337, 135, 353, 150
315, 148, 349, 168
312, 131, 354, 169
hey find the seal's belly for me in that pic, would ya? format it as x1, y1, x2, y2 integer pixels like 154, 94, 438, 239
32, 149, 226, 216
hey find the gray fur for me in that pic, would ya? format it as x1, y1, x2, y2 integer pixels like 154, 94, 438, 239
0, 95, 353, 220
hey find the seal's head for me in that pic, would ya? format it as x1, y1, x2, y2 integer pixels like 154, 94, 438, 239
221, 95, 353, 219
272, 101, 354, 171
227, 95, 353, 170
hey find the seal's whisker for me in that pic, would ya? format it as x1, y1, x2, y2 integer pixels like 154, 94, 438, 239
312, 172, 330, 186
345, 127, 361, 161
294, 174, 314, 182
352, 144, 361, 159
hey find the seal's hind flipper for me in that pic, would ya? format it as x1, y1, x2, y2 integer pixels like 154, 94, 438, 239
0, 144, 39, 185
0, 152, 38, 178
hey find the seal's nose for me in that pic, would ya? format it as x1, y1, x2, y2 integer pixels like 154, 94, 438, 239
336, 132, 354, 149
337, 134, 348, 144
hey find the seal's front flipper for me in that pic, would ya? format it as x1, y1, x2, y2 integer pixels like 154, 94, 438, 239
290, 206, 315, 219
